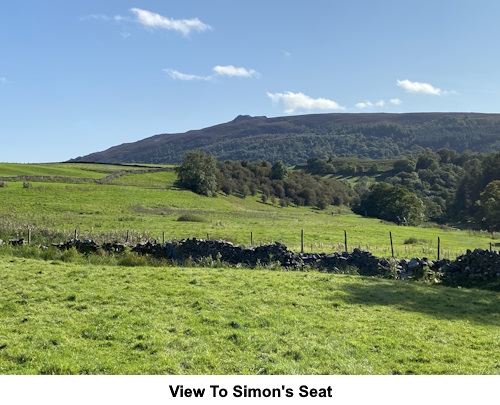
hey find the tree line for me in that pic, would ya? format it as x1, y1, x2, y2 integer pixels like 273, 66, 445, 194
176, 149, 500, 231
176, 150, 356, 208
305, 149, 500, 230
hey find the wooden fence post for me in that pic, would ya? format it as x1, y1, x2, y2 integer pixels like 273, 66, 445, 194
126, 230, 129, 243
301, 230, 304, 254
28, 228, 31, 246
344, 230, 347, 252
74, 229, 77, 240
437, 237, 441, 260
162, 231, 165, 244
390, 231, 394, 258
251, 232, 253, 247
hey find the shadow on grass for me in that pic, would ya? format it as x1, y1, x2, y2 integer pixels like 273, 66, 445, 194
342, 278, 500, 326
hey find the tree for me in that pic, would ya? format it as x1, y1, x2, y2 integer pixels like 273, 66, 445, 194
299, 188, 317, 206
354, 183, 425, 225
453, 157, 483, 219
270, 160, 288, 180
393, 157, 415, 174
482, 152, 500, 186
317, 197, 329, 210
355, 182, 392, 218
387, 186, 426, 225
416, 151, 439, 171
480, 180, 500, 231
175, 150, 218, 197
436, 148, 458, 164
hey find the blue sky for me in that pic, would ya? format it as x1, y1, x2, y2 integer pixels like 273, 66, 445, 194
1, 1, 500, 163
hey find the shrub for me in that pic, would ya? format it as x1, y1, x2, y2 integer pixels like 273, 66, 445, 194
60, 247, 80, 263
40, 247, 62, 261
118, 252, 148, 267
177, 214, 206, 222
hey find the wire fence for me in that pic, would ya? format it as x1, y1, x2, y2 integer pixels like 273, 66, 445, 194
1, 225, 497, 261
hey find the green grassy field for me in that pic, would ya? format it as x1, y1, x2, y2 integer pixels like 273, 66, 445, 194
0, 162, 159, 179
107, 170, 178, 188
1, 162, 499, 375
0, 258, 499, 374
0, 162, 497, 258
0, 162, 174, 185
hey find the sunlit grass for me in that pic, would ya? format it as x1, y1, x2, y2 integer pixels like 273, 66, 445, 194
108, 170, 177, 188
1, 162, 499, 375
0, 258, 499, 374
0, 163, 498, 259
0, 163, 110, 179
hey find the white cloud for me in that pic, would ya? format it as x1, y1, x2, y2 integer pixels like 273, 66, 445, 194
130, 8, 211, 36
397, 79, 442, 95
80, 14, 111, 21
390, 98, 402, 105
165, 65, 259, 81
355, 102, 371, 109
114, 15, 130, 22
163, 69, 212, 81
355, 100, 385, 109
267, 91, 345, 115
212, 65, 259, 78
80, 14, 128, 22
82, 9, 210, 38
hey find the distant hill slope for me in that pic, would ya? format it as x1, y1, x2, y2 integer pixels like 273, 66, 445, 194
71, 112, 500, 165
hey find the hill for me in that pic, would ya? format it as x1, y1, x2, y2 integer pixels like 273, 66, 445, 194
71, 112, 500, 165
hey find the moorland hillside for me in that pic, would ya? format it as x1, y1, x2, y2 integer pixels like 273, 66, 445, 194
71, 112, 500, 165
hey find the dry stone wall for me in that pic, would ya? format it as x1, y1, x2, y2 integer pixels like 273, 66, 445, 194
41, 238, 499, 289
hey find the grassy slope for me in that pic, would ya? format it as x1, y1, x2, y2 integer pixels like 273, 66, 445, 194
0, 258, 499, 375
0, 176, 497, 258
0, 162, 173, 182
107, 170, 177, 188
1, 163, 499, 375
0, 163, 129, 179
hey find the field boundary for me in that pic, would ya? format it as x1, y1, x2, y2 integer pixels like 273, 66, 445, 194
2, 236, 499, 290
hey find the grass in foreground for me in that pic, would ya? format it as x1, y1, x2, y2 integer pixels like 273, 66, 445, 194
0, 258, 499, 374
